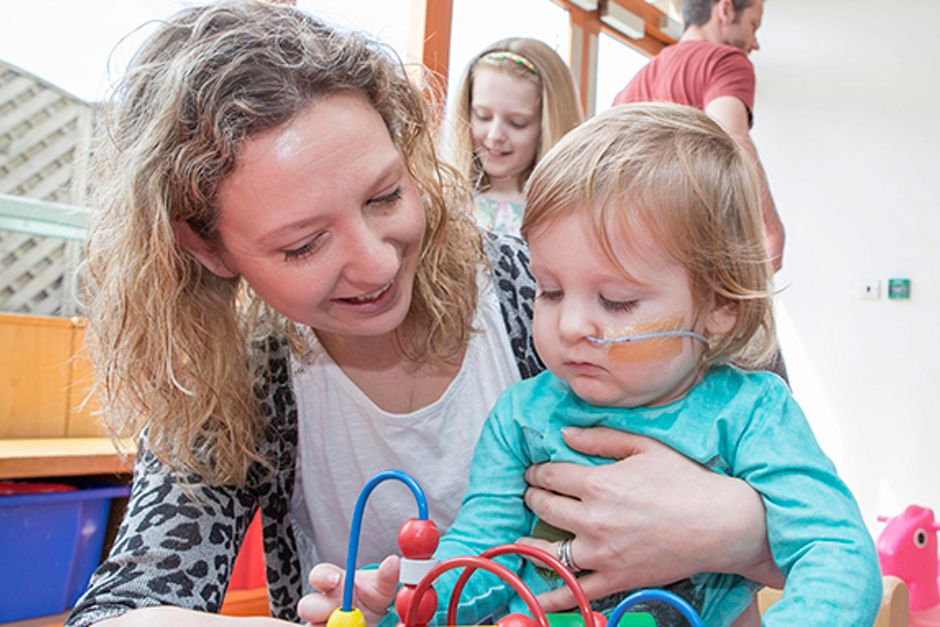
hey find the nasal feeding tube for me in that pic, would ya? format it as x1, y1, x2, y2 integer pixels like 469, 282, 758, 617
585, 317, 708, 363
586, 329, 708, 346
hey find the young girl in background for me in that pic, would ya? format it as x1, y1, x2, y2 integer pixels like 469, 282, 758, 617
302, 103, 880, 626
444, 37, 582, 235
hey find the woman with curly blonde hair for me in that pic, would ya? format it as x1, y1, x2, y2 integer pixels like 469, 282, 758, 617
68, 3, 783, 626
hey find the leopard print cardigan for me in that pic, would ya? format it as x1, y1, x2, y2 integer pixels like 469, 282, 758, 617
65, 233, 542, 626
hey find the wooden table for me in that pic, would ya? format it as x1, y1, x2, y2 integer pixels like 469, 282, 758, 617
0, 438, 133, 479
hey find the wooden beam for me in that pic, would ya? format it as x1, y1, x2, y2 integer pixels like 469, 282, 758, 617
553, 0, 673, 61
409, 0, 454, 93
609, 0, 677, 45
567, 6, 600, 116
600, 23, 668, 57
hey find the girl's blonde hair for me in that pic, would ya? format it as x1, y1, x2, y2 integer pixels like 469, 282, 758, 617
84, 0, 480, 486
523, 102, 775, 367
444, 37, 583, 194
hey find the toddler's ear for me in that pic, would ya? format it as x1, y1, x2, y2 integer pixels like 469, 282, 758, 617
704, 298, 737, 336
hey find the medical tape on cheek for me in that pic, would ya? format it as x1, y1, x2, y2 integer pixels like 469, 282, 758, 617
588, 316, 705, 363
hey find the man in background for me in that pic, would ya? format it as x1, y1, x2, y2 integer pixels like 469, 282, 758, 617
613, 0, 784, 271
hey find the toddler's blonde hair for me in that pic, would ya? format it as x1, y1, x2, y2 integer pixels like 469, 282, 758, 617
523, 102, 775, 367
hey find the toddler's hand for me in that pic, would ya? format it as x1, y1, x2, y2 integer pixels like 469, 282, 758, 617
297, 556, 400, 627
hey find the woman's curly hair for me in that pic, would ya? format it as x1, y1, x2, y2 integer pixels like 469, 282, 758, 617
83, 0, 480, 486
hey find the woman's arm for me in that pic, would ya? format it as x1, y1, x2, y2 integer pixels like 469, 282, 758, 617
518, 426, 783, 612
65, 442, 258, 626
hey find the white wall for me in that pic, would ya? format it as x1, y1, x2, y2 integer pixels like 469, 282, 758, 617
752, 0, 940, 533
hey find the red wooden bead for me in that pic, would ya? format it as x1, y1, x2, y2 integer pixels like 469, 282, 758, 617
398, 518, 440, 559
395, 584, 438, 625
497, 613, 539, 627
591, 611, 607, 627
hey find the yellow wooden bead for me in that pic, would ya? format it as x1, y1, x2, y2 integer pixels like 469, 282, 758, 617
328, 608, 367, 627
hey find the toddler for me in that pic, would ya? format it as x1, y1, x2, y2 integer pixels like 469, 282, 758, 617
303, 103, 881, 626
444, 37, 582, 236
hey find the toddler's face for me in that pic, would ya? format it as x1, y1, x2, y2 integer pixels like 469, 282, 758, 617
469, 67, 541, 190
528, 212, 730, 408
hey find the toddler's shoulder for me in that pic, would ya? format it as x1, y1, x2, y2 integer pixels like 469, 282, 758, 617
708, 364, 792, 404
492, 371, 564, 411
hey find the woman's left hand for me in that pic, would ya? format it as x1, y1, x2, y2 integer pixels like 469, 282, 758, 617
517, 426, 783, 612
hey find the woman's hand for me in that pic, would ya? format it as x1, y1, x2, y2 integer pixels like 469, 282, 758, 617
517, 427, 784, 612
296, 556, 400, 627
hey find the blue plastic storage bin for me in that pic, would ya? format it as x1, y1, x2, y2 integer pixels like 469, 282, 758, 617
0, 484, 130, 621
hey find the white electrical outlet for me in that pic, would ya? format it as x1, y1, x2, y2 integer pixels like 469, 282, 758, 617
861, 279, 880, 300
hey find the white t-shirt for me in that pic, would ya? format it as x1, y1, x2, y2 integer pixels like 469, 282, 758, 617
290, 271, 520, 582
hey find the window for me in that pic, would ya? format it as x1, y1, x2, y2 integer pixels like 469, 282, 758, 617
298, 0, 410, 62
0, 1, 412, 103
595, 32, 650, 113
447, 0, 570, 106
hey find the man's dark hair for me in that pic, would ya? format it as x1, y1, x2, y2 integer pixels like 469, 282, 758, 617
682, 0, 757, 28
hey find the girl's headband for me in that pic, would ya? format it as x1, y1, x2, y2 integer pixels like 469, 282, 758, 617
478, 50, 539, 76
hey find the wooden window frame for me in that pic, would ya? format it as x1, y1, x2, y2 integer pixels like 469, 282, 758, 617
408, 0, 677, 115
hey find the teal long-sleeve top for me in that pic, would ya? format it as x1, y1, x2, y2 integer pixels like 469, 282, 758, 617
394, 366, 881, 626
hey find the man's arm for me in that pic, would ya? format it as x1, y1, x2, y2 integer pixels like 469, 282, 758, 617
705, 95, 785, 272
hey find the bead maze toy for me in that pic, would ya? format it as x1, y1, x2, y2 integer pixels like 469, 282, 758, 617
326, 470, 705, 627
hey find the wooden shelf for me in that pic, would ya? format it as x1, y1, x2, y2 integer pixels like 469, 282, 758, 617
0, 438, 133, 479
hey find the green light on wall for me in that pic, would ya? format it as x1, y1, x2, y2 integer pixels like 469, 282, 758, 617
888, 278, 911, 300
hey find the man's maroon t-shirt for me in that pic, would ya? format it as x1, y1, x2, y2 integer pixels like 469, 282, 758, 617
613, 40, 756, 126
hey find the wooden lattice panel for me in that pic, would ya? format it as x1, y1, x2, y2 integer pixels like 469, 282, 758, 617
0, 230, 81, 315
0, 61, 93, 316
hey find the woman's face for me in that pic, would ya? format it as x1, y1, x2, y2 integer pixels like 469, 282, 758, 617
207, 92, 426, 340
